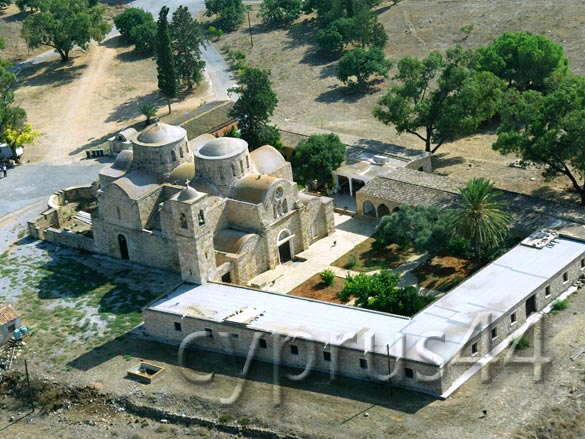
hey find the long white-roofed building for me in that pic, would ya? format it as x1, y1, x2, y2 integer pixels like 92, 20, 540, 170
144, 228, 585, 396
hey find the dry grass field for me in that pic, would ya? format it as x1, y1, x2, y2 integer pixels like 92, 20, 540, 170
215, 0, 585, 203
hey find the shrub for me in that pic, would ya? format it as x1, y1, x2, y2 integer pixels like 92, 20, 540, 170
552, 299, 569, 312
320, 269, 336, 287
511, 336, 530, 350
345, 253, 357, 269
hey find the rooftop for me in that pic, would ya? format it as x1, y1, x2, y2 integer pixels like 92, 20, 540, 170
0, 304, 19, 325
147, 235, 585, 366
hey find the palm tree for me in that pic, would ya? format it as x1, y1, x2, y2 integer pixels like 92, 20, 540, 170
139, 103, 158, 126
450, 178, 511, 269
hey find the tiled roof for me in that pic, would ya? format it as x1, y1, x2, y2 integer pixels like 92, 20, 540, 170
0, 304, 19, 326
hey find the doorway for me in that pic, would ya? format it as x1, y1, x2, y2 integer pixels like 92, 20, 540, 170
279, 242, 292, 263
525, 294, 537, 316
222, 272, 232, 283
118, 234, 129, 260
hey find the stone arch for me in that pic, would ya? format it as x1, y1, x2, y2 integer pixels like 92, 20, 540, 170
377, 204, 390, 218
363, 200, 376, 217
392, 206, 400, 213
277, 229, 294, 264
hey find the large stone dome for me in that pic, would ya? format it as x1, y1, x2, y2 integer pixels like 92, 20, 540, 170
135, 123, 185, 145
196, 138, 247, 159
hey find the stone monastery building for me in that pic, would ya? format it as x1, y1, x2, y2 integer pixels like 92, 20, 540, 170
93, 122, 334, 285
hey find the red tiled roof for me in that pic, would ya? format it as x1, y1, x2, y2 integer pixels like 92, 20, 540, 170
0, 304, 19, 325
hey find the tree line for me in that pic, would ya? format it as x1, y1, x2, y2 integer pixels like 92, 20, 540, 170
375, 32, 585, 205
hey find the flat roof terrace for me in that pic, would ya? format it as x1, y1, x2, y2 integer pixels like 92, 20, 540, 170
147, 235, 585, 367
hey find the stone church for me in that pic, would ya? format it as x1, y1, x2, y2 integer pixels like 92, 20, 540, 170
92, 122, 335, 285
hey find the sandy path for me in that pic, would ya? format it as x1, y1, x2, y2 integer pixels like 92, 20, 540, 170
14, 39, 216, 166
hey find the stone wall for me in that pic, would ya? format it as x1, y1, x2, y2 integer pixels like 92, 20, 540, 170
43, 228, 96, 252
144, 309, 444, 396
440, 247, 585, 392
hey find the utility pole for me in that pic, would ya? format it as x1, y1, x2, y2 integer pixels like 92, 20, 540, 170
25, 360, 34, 410
247, 6, 253, 48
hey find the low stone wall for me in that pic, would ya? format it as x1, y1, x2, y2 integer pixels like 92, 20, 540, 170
119, 397, 302, 439
43, 227, 96, 252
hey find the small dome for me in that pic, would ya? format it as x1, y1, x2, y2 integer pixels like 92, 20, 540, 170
168, 162, 195, 185
176, 186, 203, 202
196, 137, 247, 159
250, 145, 286, 174
136, 123, 185, 145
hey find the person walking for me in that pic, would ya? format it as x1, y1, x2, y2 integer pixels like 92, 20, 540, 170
1, 163, 7, 178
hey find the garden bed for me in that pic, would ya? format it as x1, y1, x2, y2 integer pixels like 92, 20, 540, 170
412, 256, 475, 293
287, 274, 345, 304
331, 238, 414, 272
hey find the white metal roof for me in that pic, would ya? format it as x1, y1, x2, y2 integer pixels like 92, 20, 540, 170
147, 236, 585, 366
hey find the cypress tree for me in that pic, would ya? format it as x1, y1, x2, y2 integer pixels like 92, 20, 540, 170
156, 6, 178, 114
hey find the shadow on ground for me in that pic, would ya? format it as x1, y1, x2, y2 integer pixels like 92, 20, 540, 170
69, 334, 436, 414
15, 58, 87, 88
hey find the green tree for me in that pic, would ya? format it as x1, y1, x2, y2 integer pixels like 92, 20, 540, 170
260, 0, 303, 25
130, 20, 157, 54
16, 0, 40, 13
229, 67, 278, 149
337, 47, 391, 87
139, 103, 158, 126
205, 0, 245, 31
291, 133, 345, 190
478, 32, 569, 92
351, 4, 387, 49
339, 270, 427, 317
494, 74, 585, 205
374, 47, 505, 153
113, 8, 153, 42
4, 122, 40, 160
170, 6, 206, 91
21, 0, 111, 62
155, 6, 178, 114
375, 205, 453, 255
449, 178, 510, 268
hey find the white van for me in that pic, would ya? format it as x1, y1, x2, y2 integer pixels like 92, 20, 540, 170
0, 143, 23, 160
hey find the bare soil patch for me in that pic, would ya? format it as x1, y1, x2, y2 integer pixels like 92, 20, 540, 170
288, 273, 344, 304
331, 237, 414, 272
413, 255, 475, 292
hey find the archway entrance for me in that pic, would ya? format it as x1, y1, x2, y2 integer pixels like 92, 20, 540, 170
278, 243, 292, 263
363, 200, 376, 216
378, 204, 390, 218
118, 234, 129, 260
277, 229, 294, 264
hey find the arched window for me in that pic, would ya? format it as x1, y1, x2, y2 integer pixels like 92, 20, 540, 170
179, 148, 184, 158
179, 212, 188, 229
220, 168, 225, 180
240, 160, 244, 173
246, 155, 250, 169
159, 155, 164, 164
363, 201, 376, 217
273, 205, 278, 219
283, 199, 288, 213
378, 204, 390, 218
171, 150, 177, 162
231, 164, 236, 177
116, 206, 121, 220
198, 210, 205, 225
